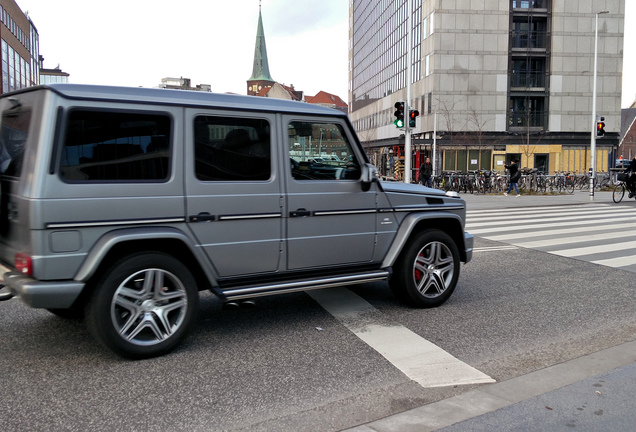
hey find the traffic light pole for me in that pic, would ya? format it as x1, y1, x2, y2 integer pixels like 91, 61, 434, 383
590, 10, 608, 201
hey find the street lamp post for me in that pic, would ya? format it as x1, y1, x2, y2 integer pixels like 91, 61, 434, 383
404, 0, 413, 183
590, 10, 609, 201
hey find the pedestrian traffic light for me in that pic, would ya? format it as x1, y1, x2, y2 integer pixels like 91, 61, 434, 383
394, 101, 405, 128
409, 109, 419, 127
597, 120, 605, 137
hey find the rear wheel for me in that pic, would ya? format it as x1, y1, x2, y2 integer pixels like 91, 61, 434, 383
85, 252, 199, 359
390, 229, 460, 308
613, 183, 626, 203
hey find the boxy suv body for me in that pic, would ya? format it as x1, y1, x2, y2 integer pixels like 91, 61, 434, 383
0, 84, 472, 358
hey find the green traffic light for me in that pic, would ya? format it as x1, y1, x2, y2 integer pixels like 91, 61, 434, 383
394, 119, 404, 128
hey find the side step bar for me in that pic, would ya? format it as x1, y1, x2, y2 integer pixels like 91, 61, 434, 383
221, 270, 391, 301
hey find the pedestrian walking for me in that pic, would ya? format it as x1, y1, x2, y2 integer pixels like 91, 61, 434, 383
504, 159, 521, 197
419, 157, 433, 187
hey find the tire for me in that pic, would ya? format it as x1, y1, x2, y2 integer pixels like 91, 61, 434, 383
613, 184, 625, 203
565, 180, 575, 194
390, 229, 460, 308
85, 252, 199, 359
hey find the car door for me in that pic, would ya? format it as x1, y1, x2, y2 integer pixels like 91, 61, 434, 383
184, 110, 283, 278
283, 116, 378, 270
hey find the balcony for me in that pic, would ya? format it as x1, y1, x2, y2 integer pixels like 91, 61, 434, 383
508, 109, 545, 129
510, 71, 546, 89
511, 30, 547, 50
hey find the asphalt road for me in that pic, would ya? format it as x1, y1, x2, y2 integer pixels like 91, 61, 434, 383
2, 191, 635, 431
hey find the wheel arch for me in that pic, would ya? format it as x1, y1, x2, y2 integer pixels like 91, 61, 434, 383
71, 227, 215, 309
382, 212, 467, 268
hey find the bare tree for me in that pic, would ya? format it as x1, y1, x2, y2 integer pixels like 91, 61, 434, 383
466, 107, 492, 170
437, 97, 470, 171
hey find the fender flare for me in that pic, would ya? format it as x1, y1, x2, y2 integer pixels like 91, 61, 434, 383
73, 226, 219, 285
381, 211, 466, 268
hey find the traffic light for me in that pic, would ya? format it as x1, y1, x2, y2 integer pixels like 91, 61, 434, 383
409, 109, 419, 127
596, 117, 605, 137
394, 101, 405, 128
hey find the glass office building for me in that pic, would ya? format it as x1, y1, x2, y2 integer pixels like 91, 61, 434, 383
349, 0, 625, 178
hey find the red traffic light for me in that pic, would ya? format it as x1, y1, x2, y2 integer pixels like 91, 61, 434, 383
596, 121, 605, 137
409, 109, 419, 127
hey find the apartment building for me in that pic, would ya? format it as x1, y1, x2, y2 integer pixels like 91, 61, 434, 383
349, 0, 625, 178
0, 0, 39, 93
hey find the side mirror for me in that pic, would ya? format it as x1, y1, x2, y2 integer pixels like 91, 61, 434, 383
361, 163, 378, 191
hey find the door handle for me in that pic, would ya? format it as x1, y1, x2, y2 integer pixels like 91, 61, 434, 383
290, 208, 311, 217
189, 212, 216, 222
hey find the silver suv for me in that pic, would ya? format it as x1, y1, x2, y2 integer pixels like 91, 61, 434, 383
0, 84, 472, 358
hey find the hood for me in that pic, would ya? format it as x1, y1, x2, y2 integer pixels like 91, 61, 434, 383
379, 180, 465, 210
380, 180, 448, 197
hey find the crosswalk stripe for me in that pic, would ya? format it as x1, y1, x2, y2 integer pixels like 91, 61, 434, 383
518, 231, 636, 249
474, 246, 518, 252
467, 216, 636, 236
552, 240, 636, 257
592, 255, 636, 267
466, 204, 636, 272
467, 207, 632, 228
471, 221, 636, 242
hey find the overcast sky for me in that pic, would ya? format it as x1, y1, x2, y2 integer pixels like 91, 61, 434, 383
14, 0, 636, 107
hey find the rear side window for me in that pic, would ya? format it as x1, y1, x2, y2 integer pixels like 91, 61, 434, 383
194, 116, 270, 181
0, 104, 31, 178
60, 110, 171, 182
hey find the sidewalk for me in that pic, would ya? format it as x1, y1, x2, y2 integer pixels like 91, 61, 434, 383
347, 340, 636, 432
458, 189, 622, 210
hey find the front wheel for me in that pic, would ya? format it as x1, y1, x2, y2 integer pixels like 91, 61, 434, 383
390, 230, 460, 308
613, 183, 626, 203
86, 253, 199, 359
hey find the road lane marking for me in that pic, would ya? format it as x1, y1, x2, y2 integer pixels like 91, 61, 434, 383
474, 246, 518, 252
466, 214, 636, 235
307, 287, 495, 388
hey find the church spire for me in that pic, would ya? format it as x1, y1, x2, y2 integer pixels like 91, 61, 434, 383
248, 3, 274, 85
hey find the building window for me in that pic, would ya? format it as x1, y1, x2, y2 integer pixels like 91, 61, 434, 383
423, 17, 427, 40
1, 40, 8, 94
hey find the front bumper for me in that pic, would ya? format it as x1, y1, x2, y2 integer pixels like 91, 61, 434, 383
2, 271, 84, 308
464, 232, 474, 263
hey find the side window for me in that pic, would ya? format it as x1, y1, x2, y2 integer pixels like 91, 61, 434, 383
0, 105, 31, 177
194, 116, 270, 181
60, 110, 171, 182
288, 121, 360, 181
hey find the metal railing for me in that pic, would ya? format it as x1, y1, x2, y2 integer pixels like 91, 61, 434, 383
508, 110, 545, 128
511, 30, 547, 49
510, 72, 546, 88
